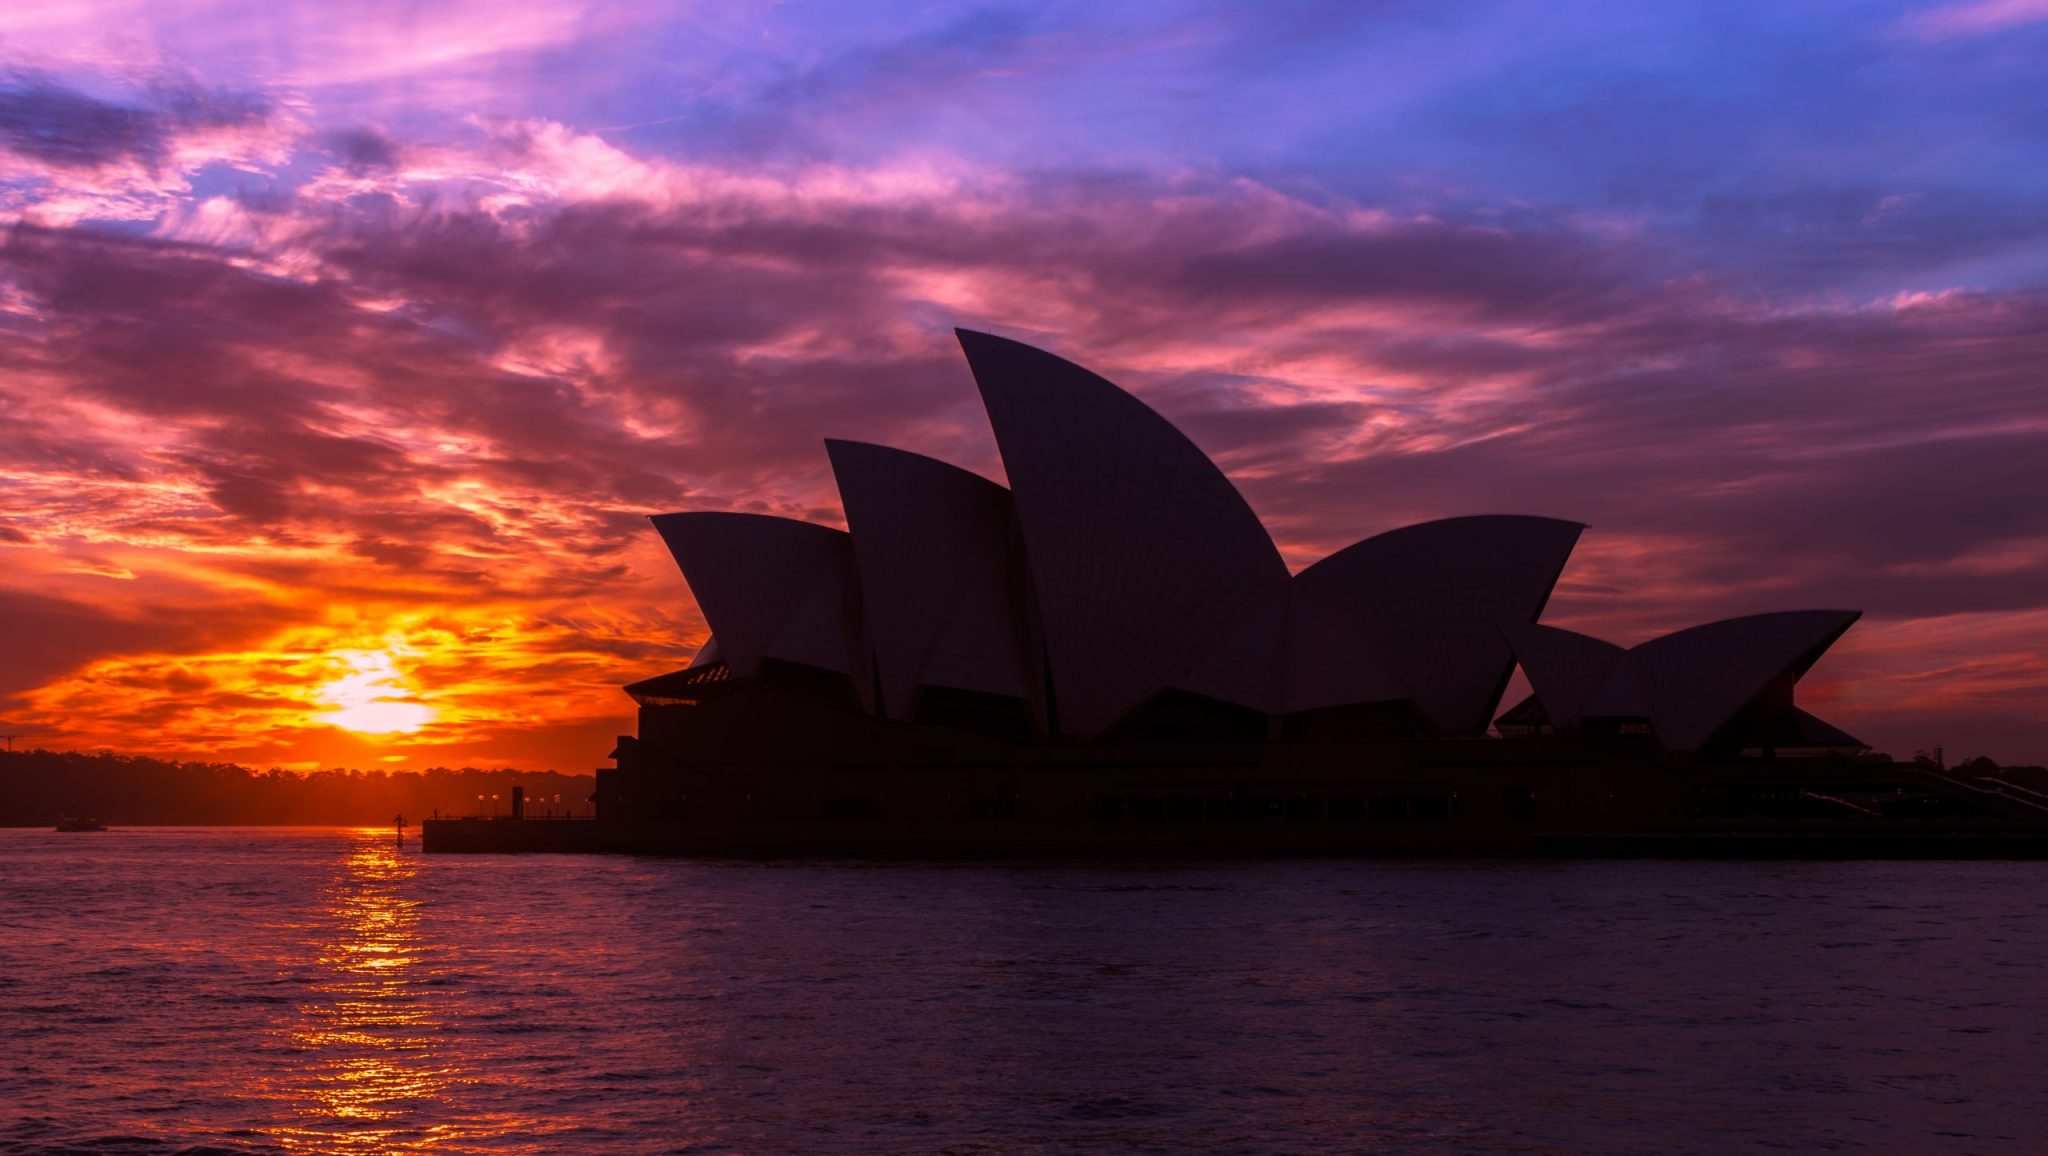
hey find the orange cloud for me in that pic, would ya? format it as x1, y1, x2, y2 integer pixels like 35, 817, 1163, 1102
4, 104, 2048, 768
12, 605, 679, 770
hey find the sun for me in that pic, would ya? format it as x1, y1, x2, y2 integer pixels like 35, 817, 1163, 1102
317, 649, 435, 736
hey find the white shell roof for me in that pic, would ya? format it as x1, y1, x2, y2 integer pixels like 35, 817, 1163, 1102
1283, 588, 1410, 713
646, 334, 1862, 751
1172, 589, 1291, 713
1294, 516, 1583, 733
650, 512, 865, 688
957, 329, 1290, 737
1500, 623, 1627, 731
1606, 609, 1861, 752
1173, 584, 1427, 716
826, 439, 1036, 720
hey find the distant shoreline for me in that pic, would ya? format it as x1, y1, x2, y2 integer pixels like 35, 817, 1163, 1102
4, 821, 507, 829
0, 749, 594, 828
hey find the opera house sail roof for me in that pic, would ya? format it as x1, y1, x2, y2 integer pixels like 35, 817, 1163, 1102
643, 329, 1865, 758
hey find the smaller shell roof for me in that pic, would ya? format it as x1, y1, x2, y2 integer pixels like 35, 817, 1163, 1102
650, 512, 865, 686
1500, 623, 1626, 732
1280, 590, 1410, 713
1516, 610, 1863, 752
826, 439, 1035, 720
1295, 515, 1584, 733
1616, 609, 1861, 752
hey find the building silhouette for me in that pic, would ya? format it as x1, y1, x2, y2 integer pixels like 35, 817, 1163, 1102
634, 330, 1862, 752
429, 330, 2048, 854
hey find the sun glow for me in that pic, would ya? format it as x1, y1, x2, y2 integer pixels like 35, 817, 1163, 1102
318, 650, 435, 735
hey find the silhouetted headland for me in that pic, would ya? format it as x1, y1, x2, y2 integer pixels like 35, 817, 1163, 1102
0, 749, 590, 828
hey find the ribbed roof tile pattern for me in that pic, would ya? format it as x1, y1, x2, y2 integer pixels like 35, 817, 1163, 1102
957, 329, 1290, 737
827, 439, 1035, 719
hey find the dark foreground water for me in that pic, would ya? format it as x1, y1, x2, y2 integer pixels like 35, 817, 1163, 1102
2, 830, 2043, 1154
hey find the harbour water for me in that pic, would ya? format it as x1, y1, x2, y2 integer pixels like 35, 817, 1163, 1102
1, 827, 2042, 1153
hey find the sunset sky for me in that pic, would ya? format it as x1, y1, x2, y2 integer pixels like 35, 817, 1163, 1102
4, 0, 2047, 771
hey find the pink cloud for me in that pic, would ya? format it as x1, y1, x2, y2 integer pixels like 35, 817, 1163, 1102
0, 72, 303, 227
1902, 0, 2048, 39
3, 111, 2047, 764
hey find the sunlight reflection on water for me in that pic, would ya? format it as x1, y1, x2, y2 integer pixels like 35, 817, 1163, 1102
271, 835, 453, 1149
2, 828, 2045, 1154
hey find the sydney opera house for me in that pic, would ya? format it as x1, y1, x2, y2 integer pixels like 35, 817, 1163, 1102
432, 331, 2048, 855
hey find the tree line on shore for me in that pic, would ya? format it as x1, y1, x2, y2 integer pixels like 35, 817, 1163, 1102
4, 746, 2043, 828
0, 749, 593, 826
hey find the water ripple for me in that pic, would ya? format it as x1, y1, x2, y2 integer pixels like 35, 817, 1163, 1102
3, 830, 2045, 1153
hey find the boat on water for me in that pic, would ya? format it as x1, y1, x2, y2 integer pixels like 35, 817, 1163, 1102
55, 815, 108, 832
